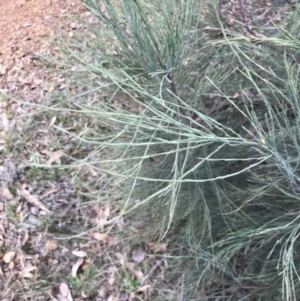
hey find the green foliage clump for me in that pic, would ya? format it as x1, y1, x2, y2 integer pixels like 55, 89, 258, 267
58, 0, 300, 300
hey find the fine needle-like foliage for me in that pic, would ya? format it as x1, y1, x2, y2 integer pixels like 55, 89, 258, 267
54, 0, 300, 299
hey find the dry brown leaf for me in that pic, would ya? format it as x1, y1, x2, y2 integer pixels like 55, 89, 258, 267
49, 116, 57, 127
47, 84, 55, 94
81, 260, 90, 271
72, 250, 87, 258
115, 252, 125, 267
81, 291, 88, 298
107, 235, 116, 246
0, 139, 5, 148
116, 217, 124, 230
147, 242, 168, 253
96, 206, 110, 226
17, 255, 26, 270
0, 234, 4, 247
3, 251, 15, 263
46, 150, 64, 165
91, 232, 110, 242
72, 257, 84, 278
0, 65, 6, 75
134, 284, 151, 294
20, 185, 51, 214
16, 202, 23, 215
46, 240, 58, 252
59, 283, 70, 297
130, 226, 139, 233
18, 266, 37, 279
108, 266, 117, 286
0, 222, 6, 235
132, 247, 145, 263
59, 282, 73, 301
65, 125, 77, 131
22, 231, 29, 246
8, 261, 15, 270
1, 112, 9, 131
88, 167, 98, 177
40, 187, 61, 199
0, 187, 14, 201
1, 287, 12, 301
125, 262, 144, 279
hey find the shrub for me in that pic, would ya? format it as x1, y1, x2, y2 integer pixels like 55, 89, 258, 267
58, 0, 300, 299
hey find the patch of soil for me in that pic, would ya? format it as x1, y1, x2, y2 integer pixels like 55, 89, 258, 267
0, 1, 90, 300
0, 0, 87, 93
0, 0, 80, 58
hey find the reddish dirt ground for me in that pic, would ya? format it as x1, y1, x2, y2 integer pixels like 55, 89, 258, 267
0, 0, 80, 54
0, 1, 89, 299
0, 0, 85, 91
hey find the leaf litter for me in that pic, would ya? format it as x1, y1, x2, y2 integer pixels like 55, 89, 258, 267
0, 0, 176, 300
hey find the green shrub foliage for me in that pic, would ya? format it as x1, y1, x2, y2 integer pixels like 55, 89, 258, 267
63, 0, 300, 299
